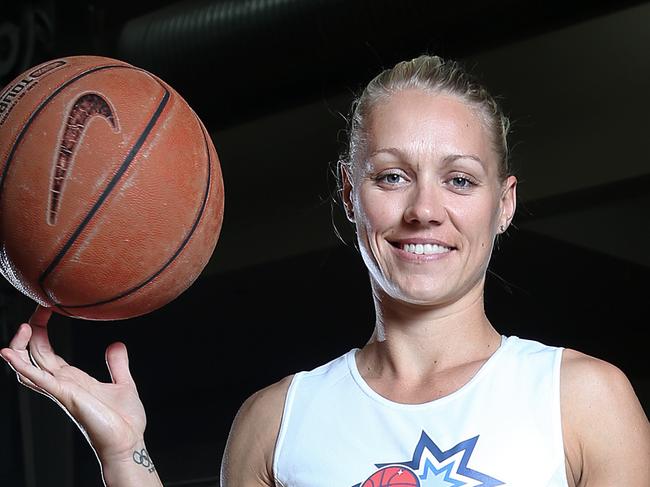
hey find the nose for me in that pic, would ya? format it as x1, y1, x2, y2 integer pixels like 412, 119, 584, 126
403, 184, 447, 225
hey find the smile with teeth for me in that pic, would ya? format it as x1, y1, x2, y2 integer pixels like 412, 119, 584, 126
401, 243, 452, 255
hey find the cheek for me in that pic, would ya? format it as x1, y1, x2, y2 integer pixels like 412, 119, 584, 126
450, 196, 500, 243
355, 190, 401, 232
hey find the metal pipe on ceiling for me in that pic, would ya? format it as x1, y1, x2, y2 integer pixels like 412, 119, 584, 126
115, 0, 641, 130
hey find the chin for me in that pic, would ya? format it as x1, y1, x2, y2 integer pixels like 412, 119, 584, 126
397, 293, 452, 307
383, 280, 454, 307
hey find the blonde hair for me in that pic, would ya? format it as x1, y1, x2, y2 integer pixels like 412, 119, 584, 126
339, 54, 511, 181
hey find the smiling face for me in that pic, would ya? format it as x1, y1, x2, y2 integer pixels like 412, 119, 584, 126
343, 89, 517, 308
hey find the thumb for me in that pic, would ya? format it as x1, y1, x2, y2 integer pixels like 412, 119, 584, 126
105, 342, 135, 386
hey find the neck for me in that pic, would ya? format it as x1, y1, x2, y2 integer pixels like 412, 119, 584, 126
360, 278, 502, 380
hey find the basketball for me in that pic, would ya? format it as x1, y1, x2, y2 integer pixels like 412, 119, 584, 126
0, 55, 224, 320
361, 466, 420, 487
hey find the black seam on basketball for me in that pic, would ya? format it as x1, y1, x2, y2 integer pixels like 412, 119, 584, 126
49, 93, 119, 225
0, 62, 135, 309
55, 109, 213, 311
52, 305, 74, 317
0, 64, 125, 198
41, 87, 169, 280
40, 75, 171, 311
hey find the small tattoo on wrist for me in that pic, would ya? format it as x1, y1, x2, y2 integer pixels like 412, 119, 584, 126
133, 448, 155, 473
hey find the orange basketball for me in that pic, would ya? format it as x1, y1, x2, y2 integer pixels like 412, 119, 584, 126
0, 55, 224, 320
361, 466, 420, 487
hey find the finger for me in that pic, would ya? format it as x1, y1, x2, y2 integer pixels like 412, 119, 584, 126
1, 347, 55, 398
28, 306, 67, 371
105, 342, 135, 386
8, 322, 33, 351
3, 325, 41, 391
29, 304, 53, 329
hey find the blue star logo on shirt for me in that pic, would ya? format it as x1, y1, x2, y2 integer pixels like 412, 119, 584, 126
354, 431, 503, 487
379, 431, 503, 487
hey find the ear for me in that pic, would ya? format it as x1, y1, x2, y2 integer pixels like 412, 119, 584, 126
498, 175, 517, 233
340, 163, 355, 222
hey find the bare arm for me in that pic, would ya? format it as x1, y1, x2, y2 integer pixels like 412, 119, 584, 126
221, 375, 292, 487
561, 349, 650, 486
1, 306, 163, 487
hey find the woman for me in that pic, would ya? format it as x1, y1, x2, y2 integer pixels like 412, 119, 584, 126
2, 55, 649, 486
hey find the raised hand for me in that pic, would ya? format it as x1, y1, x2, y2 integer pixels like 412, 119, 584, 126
0, 305, 149, 466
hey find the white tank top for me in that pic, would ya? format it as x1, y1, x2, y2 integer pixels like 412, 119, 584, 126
273, 335, 568, 487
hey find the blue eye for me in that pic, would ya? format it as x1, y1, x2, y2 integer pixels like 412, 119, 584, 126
385, 173, 402, 184
378, 172, 405, 185
449, 176, 475, 189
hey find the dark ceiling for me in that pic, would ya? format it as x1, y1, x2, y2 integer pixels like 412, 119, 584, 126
2, 0, 646, 129
2, 1, 650, 486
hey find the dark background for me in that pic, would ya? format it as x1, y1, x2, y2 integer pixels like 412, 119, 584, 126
1, 1, 649, 486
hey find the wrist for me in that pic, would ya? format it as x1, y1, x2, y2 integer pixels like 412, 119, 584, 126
100, 441, 163, 487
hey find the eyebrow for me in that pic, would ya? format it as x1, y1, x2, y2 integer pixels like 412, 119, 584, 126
367, 147, 403, 159
442, 153, 486, 169
368, 147, 486, 169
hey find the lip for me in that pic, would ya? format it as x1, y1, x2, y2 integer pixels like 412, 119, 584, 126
387, 238, 456, 262
388, 237, 456, 248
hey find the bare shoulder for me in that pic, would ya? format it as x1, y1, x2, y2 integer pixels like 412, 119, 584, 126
560, 348, 646, 417
221, 374, 294, 487
561, 348, 637, 401
560, 348, 650, 486
234, 373, 294, 430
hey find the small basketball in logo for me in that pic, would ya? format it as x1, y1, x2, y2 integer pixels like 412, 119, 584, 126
361, 466, 420, 487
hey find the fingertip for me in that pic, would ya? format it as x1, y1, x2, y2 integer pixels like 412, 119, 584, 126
105, 341, 128, 361
105, 342, 134, 385
8, 323, 32, 350
108, 341, 127, 351
19, 322, 32, 333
